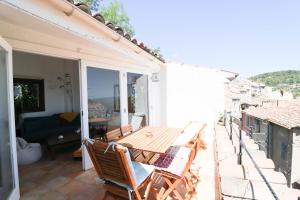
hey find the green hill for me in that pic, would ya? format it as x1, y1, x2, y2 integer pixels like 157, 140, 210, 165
249, 70, 300, 98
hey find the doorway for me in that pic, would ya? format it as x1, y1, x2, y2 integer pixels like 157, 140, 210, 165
12, 51, 83, 198
0, 37, 19, 200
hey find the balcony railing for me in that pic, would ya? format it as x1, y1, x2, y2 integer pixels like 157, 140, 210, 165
225, 115, 279, 200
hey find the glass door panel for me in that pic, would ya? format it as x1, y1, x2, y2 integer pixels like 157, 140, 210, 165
127, 72, 149, 130
0, 44, 16, 199
87, 67, 121, 139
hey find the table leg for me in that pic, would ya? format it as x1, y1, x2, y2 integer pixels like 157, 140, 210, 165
143, 152, 156, 164
47, 144, 56, 160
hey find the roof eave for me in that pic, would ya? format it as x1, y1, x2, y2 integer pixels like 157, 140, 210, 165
47, 0, 165, 65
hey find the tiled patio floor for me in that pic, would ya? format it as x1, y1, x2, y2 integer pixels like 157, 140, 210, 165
19, 149, 108, 200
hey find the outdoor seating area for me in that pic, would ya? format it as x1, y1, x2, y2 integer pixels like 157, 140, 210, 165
18, 121, 207, 200
83, 121, 206, 199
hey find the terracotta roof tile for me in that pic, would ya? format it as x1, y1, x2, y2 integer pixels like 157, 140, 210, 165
124, 33, 131, 40
131, 38, 138, 44
105, 21, 115, 30
75, 3, 92, 15
243, 101, 300, 129
93, 13, 105, 23
114, 26, 124, 36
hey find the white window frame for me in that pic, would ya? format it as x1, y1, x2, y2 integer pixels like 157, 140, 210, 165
80, 60, 152, 169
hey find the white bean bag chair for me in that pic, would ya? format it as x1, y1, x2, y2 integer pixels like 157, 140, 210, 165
17, 137, 42, 165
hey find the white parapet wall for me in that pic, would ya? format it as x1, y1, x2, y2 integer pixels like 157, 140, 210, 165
163, 63, 228, 128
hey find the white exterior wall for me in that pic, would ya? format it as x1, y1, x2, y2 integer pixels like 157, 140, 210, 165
164, 63, 226, 128
0, 0, 164, 127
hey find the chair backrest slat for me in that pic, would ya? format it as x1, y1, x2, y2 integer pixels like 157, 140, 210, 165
121, 125, 133, 136
106, 128, 122, 142
182, 142, 197, 176
84, 140, 137, 188
131, 115, 145, 131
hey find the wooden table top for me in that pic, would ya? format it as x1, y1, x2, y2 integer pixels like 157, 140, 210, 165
117, 126, 182, 154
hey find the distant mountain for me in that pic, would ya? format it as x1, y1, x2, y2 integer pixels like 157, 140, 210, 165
249, 70, 300, 98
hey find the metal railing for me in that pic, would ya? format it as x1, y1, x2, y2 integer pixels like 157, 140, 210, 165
225, 114, 279, 200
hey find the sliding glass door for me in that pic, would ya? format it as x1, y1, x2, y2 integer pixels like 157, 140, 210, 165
86, 67, 121, 139
80, 63, 150, 169
0, 36, 19, 200
127, 72, 149, 129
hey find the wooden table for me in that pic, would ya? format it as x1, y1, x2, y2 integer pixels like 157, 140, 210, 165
117, 126, 182, 154
46, 132, 81, 160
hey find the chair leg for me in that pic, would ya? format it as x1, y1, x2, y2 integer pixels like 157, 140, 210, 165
102, 191, 110, 200
189, 169, 199, 184
133, 188, 143, 200
161, 178, 183, 200
144, 173, 155, 199
185, 176, 195, 195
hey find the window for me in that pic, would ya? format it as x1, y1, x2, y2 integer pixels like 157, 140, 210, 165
246, 116, 250, 127
280, 142, 287, 160
13, 78, 45, 113
87, 67, 121, 137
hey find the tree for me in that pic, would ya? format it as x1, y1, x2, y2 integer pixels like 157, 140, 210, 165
75, 0, 93, 5
76, 0, 135, 37
152, 47, 161, 54
100, 0, 135, 37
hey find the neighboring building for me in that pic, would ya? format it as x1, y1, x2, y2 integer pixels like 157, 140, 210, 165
242, 100, 300, 187
264, 86, 294, 100
217, 69, 239, 81
225, 78, 294, 119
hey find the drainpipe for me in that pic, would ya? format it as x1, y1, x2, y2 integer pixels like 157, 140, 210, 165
238, 117, 243, 165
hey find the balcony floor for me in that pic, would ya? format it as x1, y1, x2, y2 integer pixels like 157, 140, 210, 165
19, 123, 217, 200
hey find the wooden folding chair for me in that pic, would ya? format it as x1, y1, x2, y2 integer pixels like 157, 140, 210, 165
83, 139, 155, 200
185, 123, 207, 151
106, 128, 122, 142
152, 142, 197, 200
121, 124, 133, 137
182, 124, 207, 184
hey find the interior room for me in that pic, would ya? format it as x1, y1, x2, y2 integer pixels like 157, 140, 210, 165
12, 51, 83, 197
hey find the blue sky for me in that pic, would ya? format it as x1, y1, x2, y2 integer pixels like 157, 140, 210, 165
102, 0, 300, 78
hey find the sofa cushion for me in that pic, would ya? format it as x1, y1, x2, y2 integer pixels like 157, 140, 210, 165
23, 116, 59, 134
59, 112, 79, 123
